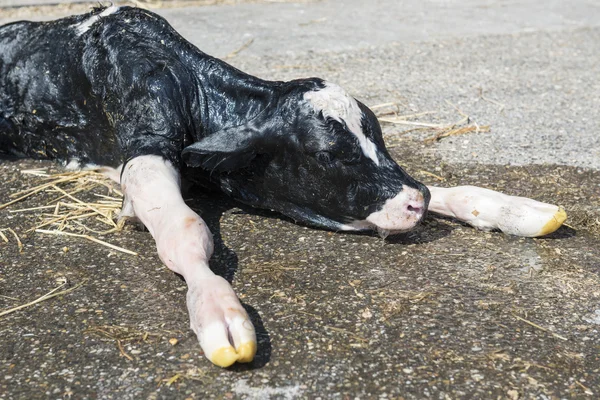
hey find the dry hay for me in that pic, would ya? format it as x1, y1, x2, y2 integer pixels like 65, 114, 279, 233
0, 279, 86, 318
0, 167, 136, 255
85, 324, 183, 362
374, 100, 490, 143
161, 367, 208, 386
0, 168, 138, 318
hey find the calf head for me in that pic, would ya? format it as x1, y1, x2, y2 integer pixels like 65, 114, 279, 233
182, 78, 430, 235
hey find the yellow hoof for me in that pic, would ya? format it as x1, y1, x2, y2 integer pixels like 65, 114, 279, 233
210, 346, 239, 368
537, 207, 567, 236
236, 342, 257, 363
209, 342, 257, 367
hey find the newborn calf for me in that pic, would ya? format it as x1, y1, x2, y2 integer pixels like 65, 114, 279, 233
0, 6, 566, 367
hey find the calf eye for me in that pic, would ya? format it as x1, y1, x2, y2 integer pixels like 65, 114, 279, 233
315, 151, 335, 165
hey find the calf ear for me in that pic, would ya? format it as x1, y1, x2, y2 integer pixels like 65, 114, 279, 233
181, 126, 258, 172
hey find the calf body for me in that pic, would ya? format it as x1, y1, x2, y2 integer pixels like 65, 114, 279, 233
0, 6, 566, 367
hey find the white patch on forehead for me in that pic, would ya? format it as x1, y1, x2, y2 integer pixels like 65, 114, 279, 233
303, 82, 380, 165
72, 5, 119, 36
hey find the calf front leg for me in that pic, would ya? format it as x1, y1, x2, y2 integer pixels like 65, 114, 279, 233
427, 185, 567, 237
120, 155, 256, 367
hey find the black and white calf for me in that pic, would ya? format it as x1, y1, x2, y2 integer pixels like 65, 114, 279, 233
0, 6, 566, 367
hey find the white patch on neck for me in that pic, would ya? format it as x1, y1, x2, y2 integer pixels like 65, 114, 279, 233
72, 5, 119, 36
303, 81, 380, 165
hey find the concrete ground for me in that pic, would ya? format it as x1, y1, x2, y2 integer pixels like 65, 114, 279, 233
1, 0, 599, 399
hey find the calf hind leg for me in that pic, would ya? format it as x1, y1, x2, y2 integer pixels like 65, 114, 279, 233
120, 155, 256, 367
427, 185, 567, 237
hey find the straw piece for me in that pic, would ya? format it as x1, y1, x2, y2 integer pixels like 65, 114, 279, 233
512, 314, 568, 341
9, 204, 57, 213
6, 228, 23, 253
0, 191, 43, 210
116, 340, 134, 361
86, 178, 117, 191
70, 220, 121, 235
223, 38, 254, 59
28, 212, 100, 233
370, 102, 398, 109
478, 88, 506, 111
20, 168, 50, 177
2, 169, 135, 253
163, 374, 182, 386
576, 381, 594, 396
45, 186, 91, 206
35, 229, 138, 256
377, 99, 491, 144
9, 171, 88, 198
0, 280, 86, 318
49, 185, 117, 228
418, 170, 446, 182
0, 172, 91, 209
378, 118, 444, 128
424, 124, 490, 144
94, 193, 123, 201
325, 326, 368, 343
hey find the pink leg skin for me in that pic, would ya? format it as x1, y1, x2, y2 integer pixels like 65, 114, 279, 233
120, 155, 256, 367
428, 185, 567, 237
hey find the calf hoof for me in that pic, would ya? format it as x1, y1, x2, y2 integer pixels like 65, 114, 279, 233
186, 276, 257, 367
431, 186, 568, 237
532, 206, 567, 237
496, 202, 567, 237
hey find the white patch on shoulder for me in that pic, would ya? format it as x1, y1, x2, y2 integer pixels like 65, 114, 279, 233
72, 5, 119, 36
303, 81, 380, 165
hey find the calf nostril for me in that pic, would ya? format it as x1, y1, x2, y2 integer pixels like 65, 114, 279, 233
407, 204, 422, 214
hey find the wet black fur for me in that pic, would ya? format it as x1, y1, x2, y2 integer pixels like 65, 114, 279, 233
0, 6, 429, 231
